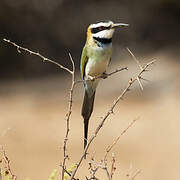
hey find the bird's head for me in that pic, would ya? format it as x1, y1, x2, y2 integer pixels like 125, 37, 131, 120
86, 20, 129, 46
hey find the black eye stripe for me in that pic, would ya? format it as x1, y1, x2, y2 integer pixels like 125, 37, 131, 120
91, 27, 100, 34
91, 25, 111, 34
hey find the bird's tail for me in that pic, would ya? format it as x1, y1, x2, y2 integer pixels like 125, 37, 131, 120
81, 89, 96, 150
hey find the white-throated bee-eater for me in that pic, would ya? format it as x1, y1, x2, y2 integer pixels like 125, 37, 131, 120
80, 20, 129, 150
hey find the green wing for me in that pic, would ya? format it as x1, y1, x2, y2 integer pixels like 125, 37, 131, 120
80, 45, 88, 79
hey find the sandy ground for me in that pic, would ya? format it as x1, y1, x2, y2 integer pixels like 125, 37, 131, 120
0, 52, 180, 180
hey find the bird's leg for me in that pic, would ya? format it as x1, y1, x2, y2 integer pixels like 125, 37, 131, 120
101, 72, 108, 79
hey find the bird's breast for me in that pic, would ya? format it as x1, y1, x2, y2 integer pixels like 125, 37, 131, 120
85, 46, 112, 77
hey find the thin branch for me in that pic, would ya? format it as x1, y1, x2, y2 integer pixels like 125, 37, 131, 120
110, 153, 116, 180
136, 76, 143, 91
3, 39, 73, 74
61, 53, 76, 180
126, 48, 143, 71
3, 38, 75, 180
96, 67, 128, 79
86, 67, 128, 81
139, 76, 150, 82
107, 67, 128, 76
88, 160, 110, 180
70, 55, 155, 180
60, 165, 77, 180
0, 146, 17, 180
104, 165, 111, 180
104, 118, 138, 161
74, 67, 128, 85
87, 160, 99, 180
127, 48, 156, 91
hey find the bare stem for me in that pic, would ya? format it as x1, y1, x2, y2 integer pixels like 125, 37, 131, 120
126, 48, 143, 71
87, 160, 110, 180
3, 39, 73, 74
110, 154, 116, 180
3, 38, 75, 180
0, 146, 17, 180
61, 53, 76, 180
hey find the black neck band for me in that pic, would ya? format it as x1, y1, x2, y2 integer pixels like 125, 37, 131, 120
93, 37, 112, 44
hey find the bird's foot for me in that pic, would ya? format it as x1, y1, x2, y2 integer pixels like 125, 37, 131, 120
101, 72, 108, 79
87, 75, 95, 81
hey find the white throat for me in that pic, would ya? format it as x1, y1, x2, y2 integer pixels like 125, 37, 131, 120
92, 29, 115, 39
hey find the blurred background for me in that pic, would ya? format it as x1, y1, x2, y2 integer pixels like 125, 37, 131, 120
0, 0, 180, 179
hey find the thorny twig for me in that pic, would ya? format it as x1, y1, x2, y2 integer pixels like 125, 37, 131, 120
74, 67, 128, 86
87, 160, 99, 180
126, 48, 156, 91
70, 50, 155, 179
126, 48, 143, 71
3, 39, 73, 74
61, 53, 76, 180
87, 160, 110, 180
60, 164, 77, 180
110, 153, 116, 180
103, 163, 110, 180
96, 67, 128, 79
3, 39, 75, 179
86, 154, 115, 180
0, 146, 17, 180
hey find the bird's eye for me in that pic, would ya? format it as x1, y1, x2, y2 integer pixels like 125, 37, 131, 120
99, 26, 104, 31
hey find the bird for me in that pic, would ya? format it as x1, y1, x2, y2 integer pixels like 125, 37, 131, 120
80, 20, 129, 150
